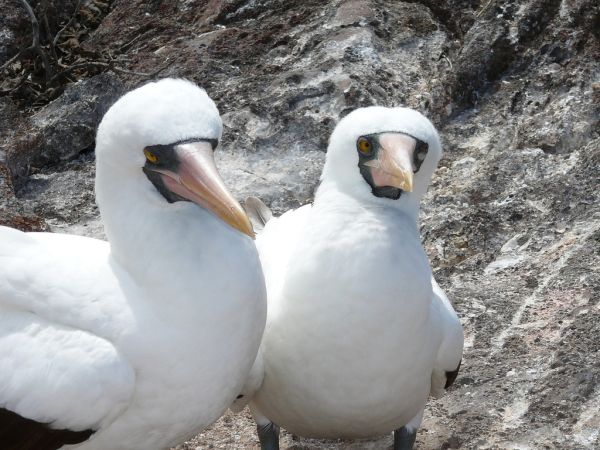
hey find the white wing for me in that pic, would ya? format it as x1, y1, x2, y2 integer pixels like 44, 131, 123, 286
0, 226, 135, 431
430, 276, 464, 398
256, 204, 313, 298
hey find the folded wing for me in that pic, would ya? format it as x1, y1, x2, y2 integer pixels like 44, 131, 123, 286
430, 277, 464, 398
0, 226, 136, 449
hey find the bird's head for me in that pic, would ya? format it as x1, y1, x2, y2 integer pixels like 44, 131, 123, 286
95, 78, 254, 238
320, 106, 442, 213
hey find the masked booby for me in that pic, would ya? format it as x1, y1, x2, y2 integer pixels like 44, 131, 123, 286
238, 107, 463, 450
0, 78, 267, 450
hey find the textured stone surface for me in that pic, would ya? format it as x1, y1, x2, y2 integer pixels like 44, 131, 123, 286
0, 0, 30, 66
1, 0, 599, 449
0, 0, 81, 66
0, 72, 124, 189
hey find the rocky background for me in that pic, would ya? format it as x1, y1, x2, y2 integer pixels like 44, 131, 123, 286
1, 0, 599, 448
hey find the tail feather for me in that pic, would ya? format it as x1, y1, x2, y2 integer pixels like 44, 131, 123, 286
243, 197, 273, 232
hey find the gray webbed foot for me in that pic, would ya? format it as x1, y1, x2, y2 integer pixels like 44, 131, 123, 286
394, 426, 417, 450
257, 421, 280, 450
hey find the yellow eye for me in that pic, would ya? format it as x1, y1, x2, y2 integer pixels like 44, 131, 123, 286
144, 149, 158, 163
357, 137, 371, 154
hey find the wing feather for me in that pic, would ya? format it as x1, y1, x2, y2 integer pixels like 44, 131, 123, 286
0, 407, 94, 450
243, 197, 273, 231
0, 309, 135, 432
430, 277, 464, 398
255, 204, 312, 297
0, 226, 135, 433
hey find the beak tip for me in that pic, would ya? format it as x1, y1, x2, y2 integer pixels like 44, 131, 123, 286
400, 170, 414, 192
232, 211, 256, 239
245, 227, 256, 239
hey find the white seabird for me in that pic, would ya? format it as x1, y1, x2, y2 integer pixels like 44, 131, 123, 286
0, 79, 266, 450
238, 107, 463, 450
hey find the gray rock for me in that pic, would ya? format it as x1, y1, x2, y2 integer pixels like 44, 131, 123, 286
28, 72, 125, 166
0, 0, 82, 66
0, 72, 124, 189
0, 0, 29, 66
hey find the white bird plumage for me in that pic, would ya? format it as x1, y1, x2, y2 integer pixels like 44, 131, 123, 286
0, 79, 266, 450
237, 106, 463, 449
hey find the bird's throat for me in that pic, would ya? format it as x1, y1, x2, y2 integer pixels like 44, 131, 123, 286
358, 165, 402, 200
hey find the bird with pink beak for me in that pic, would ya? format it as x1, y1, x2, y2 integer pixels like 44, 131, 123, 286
235, 106, 463, 450
0, 79, 266, 450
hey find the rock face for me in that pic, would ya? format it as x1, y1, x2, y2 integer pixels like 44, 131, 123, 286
0, 72, 123, 231
2, 73, 124, 186
1, 0, 599, 449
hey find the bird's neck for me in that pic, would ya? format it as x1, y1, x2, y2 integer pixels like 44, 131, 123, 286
315, 181, 422, 227
96, 169, 255, 306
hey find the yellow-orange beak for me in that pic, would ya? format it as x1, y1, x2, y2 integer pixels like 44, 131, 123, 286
363, 133, 416, 192
159, 142, 255, 238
